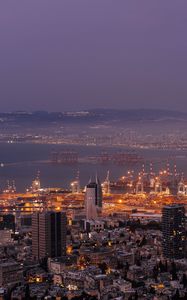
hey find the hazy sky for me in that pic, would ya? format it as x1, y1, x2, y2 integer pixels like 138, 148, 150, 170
0, 1, 187, 112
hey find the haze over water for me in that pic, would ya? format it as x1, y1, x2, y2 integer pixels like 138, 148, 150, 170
0, 143, 187, 192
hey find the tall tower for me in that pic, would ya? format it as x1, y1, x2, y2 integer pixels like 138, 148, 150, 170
32, 211, 67, 260
102, 171, 111, 194
136, 174, 144, 194
85, 175, 103, 220
95, 174, 102, 208
31, 171, 41, 193
162, 204, 186, 259
155, 177, 162, 193
70, 171, 80, 193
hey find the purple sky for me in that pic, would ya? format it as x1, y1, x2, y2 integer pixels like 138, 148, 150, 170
1, 0, 187, 112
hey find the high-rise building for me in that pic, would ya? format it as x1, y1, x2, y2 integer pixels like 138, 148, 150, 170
85, 175, 102, 220
32, 211, 67, 260
162, 204, 186, 259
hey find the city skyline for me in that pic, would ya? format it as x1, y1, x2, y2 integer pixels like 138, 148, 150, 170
0, 2, 187, 299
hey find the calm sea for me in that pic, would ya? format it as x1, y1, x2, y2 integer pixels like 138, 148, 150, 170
0, 143, 187, 192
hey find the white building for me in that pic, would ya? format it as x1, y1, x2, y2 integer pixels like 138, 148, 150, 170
85, 177, 102, 220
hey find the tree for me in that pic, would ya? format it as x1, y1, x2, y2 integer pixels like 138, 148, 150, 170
98, 262, 108, 274
153, 265, 158, 282
39, 256, 48, 272
158, 260, 165, 273
125, 261, 129, 271
172, 289, 180, 300
24, 283, 30, 299
117, 260, 123, 270
165, 260, 168, 272
150, 286, 155, 294
181, 273, 187, 288
134, 291, 138, 299
171, 261, 178, 281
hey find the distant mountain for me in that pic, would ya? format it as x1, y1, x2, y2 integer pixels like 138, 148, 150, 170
89, 109, 187, 122
0, 109, 186, 124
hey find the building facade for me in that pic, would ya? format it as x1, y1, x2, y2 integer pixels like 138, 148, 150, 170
0, 262, 23, 287
85, 176, 102, 220
162, 204, 186, 259
32, 211, 67, 260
